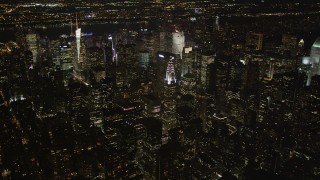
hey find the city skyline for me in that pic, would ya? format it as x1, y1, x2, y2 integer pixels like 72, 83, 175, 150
0, 1, 319, 179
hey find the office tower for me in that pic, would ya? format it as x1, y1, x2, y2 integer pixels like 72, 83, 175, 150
108, 34, 118, 64
89, 86, 104, 128
139, 51, 149, 69
172, 30, 185, 59
266, 58, 275, 80
75, 14, 81, 66
228, 60, 245, 93
229, 98, 245, 124
281, 34, 298, 56
57, 38, 73, 86
246, 32, 263, 51
135, 117, 162, 179
302, 37, 320, 86
210, 59, 229, 110
165, 59, 176, 84
142, 94, 161, 117
73, 14, 86, 77
199, 52, 215, 90
138, 32, 157, 59
86, 47, 104, 69
161, 59, 177, 144
155, 51, 176, 97
215, 16, 220, 31
159, 31, 170, 52
181, 47, 194, 77
242, 61, 260, 97
310, 37, 320, 75
180, 72, 196, 96
26, 33, 39, 63
301, 57, 313, 86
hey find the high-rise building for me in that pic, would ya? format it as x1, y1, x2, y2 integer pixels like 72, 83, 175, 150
246, 32, 263, 51
281, 34, 298, 56
75, 25, 81, 65
172, 31, 185, 59
199, 52, 215, 89
265, 58, 275, 80
142, 94, 161, 118
180, 72, 196, 96
181, 47, 194, 77
139, 51, 150, 69
56, 37, 73, 86
310, 37, 320, 75
73, 14, 86, 76
302, 37, 320, 86
155, 51, 176, 98
108, 34, 118, 64
161, 59, 178, 144
26, 33, 39, 63
159, 31, 169, 52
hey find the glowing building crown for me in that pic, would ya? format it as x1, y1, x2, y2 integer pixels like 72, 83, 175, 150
165, 60, 176, 85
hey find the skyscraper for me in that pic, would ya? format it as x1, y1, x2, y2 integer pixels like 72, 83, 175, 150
172, 30, 185, 59
75, 14, 81, 66
310, 37, 320, 75
246, 32, 263, 51
26, 33, 38, 63
303, 37, 320, 86
162, 59, 177, 144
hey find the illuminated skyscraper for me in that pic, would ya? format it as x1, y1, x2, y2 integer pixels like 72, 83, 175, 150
303, 37, 320, 86
72, 14, 87, 79
310, 37, 320, 75
180, 72, 196, 96
155, 51, 176, 98
162, 60, 177, 144
75, 14, 81, 66
139, 51, 149, 69
181, 47, 193, 77
165, 60, 176, 84
172, 30, 185, 59
301, 57, 312, 86
108, 34, 118, 65
26, 33, 38, 63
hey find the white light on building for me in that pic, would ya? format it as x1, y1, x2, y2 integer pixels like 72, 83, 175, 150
172, 31, 185, 59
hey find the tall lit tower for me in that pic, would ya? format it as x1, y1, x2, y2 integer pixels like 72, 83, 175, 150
310, 37, 320, 75
162, 59, 177, 144
108, 34, 118, 65
302, 37, 320, 86
165, 60, 176, 84
75, 13, 81, 63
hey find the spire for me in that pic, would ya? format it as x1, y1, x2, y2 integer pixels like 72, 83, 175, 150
76, 13, 79, 30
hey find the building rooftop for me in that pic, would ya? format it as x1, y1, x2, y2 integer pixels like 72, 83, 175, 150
312, 37, 320, 48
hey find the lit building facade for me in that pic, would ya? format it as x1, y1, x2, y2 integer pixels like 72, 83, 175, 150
26, 33, 38, 63
172, 31, 185, 59
161, 59, 178, 144
246, 32, 263, 51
